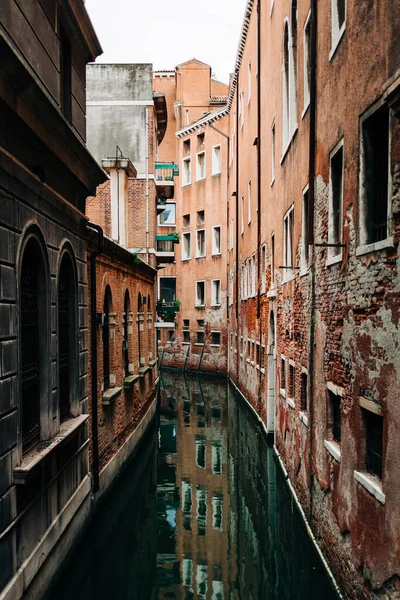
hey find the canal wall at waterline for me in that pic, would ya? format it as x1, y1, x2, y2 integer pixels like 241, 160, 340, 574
1, 398, 158, 600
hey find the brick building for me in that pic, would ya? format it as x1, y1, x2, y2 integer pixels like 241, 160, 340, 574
85, 64, 163, 492
226, 0, 400, 598
0, 2, 107, 598
153, 60, 230, 373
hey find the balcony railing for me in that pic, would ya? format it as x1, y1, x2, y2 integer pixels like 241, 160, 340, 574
156, 301, 180, 313
155, 162, 179, 182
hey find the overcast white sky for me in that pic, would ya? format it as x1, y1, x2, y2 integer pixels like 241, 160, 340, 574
85, 0, 246, 84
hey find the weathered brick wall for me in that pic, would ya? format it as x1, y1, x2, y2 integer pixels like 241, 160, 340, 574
86, 237, 157, 472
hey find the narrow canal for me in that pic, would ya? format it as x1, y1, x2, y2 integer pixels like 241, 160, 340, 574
45, 373, 339, 600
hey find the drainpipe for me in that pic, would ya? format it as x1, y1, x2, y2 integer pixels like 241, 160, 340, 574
256, 0, 262, 321
145, 108, 150, 264
235, 75, 240, 381
308, 0, 318, 522
87, 221, 104, 494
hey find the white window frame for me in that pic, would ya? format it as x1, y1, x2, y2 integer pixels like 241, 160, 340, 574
241, 194, 245, 235
195, 280, 205, 307
357, 100, 392, 255
182, 157, 191, 186
158, 202, 176, 227
303, 10, 311, 116
301, 185, 310, 272
196, 228, 206, 258
196, 151, 206, 181
271, 121, 276, 185
211, 279, 221, 306
283, 206, 294, 282
212, 226, 222, 255
247, 180, 252, 225
240, 91, 245, 128
248, 60, 252, 104
182, 231, 191, 261
327, 139, 344, 265
212, 144, 222, 175
330, 0, 346, 60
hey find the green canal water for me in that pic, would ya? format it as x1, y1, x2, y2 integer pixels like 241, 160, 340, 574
45, 373, 339, 600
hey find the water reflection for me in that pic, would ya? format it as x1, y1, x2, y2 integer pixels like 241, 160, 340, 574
156, 373, 338, 600
45, 374, 338, 600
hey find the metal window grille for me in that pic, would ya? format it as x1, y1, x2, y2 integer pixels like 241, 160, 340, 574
58, 263, 71, 423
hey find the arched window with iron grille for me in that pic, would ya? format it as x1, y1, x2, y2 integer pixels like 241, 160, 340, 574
103, 286, 112, 390
20, 237, 48, 454
58, 252, 77, 423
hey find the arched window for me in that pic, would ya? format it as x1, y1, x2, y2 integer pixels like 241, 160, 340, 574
282, 22, 290, 149
103, 286, 112, 390
123, 290, 131, 376
289, 0, 298, 132
20, 237, 48, 454
58, 252, 77, 423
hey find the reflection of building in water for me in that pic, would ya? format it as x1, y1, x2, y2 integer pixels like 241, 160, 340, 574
157, 374, 233, 599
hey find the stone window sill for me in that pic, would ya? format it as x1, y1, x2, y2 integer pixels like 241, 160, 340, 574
102, 387, 122, 406
326, 253, 342, 267
267, 288, 277, 299
280, 388, 286, 398
324, 439, 341, 462
287, 397, 295, 410
124, 375, 139, 390
14, 415, 89, 484
356, 237, 394, 257
210, 344, 221, 347
139, 366, 151, 378
149, 359, 158, 368
299, 411, 309, 426
354, 470, 385, 505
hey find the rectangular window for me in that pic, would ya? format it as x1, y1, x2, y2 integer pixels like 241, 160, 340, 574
159, 202, 176, 226
229, 219, 234, 251
283, 208, 294, 275
182, 232, 191, 260
302, 187, 310, 266
183, 330, 190, 343
329, 141, 344, 258
168, 330, 175, 343
183, 319, 190, 328
211, 279, 221, 306
241, 194, 245, 235
248, 180, 252, 225
212, 226, 221, 255
60, 26, 72, 123
196, 229, 206, 258
196, 436, 206, 467
271, 234, 275, 286
183, 139, 190, 155
300, 372, 308, 411
360, 104, 390, 246
241, 91, 245, 127
212, 145, 222, 175
248, 61, 252, 104
289, 363, 295, 399
196, 331, 205, 345
196, 281, 205, 306
281, 357, 286, 392
261, 245, 266, 293
197, 319, 204, 327
196, 152, 206, 180
182, 157, 191, 186
211, 331, 221, 346
304, 14, 311, 111
197, 132, 205, 148
197, 210, 205, 225
271, 123, 276, 183
183, 213, 190, 227
364, 410, 383, 479
331, 0, 346, 52
328, 390, 341, 443
159, 277, 176, 302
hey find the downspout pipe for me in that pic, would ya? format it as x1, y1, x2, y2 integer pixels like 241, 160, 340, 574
308, 0, 318, 522
235, 75, 240, 381
256, 0, 262, 320
87, 221, 104, 494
